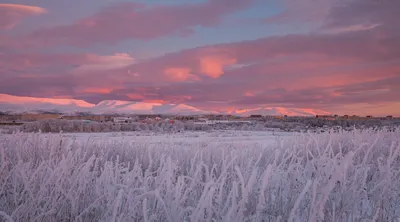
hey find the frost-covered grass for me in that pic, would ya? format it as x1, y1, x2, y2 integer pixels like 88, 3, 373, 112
0, 125, 20, 134
0, 129, 400, 221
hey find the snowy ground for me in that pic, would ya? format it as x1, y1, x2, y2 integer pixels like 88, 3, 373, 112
1, 129, 400, 221
61, 130, 293, 144
1, 130, 294, 148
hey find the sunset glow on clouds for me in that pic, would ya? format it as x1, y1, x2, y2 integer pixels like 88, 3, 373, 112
0, 3, 46, 29
0, 0, 399, 116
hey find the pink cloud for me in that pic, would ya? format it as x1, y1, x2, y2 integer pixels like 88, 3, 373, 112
324, 23, 382, 34
320, 0, 399, 38
2, 29, 398, 113
126, 93, 145, 100
263, 0, 334, 26
119, 34, 398, 111
164, 67, 198, 82
0, 53, 134, 72
30, 0, 253, 45
71, 53, 135, 73
261, 0, 400, 43
118, 22, 398, 89
0, 3, 46, 30
1, 0, 399, 116
199, 56, 236, 78
244, 92, 255, 97
81, 88, 112, 95
0, 52, 139, 100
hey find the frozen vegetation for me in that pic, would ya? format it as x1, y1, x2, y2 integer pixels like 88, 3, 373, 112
9, 117, 400, 134
0, 129, 400, 221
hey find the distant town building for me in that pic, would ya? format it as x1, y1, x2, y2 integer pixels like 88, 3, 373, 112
316, 115, 335, 120
249, 115, 263, 118
319, 114, 340, 120
113, 116, 134, 123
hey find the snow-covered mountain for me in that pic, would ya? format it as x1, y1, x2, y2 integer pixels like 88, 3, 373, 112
231, 107, 330, 117
0, 94, 329, 116
91, 100, 211, 115
0, 94, 93, 114
0, 94, 213, 115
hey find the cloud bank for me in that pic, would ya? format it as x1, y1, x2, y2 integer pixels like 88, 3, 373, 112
0, 3, 46, 30
0, 0, 399, 116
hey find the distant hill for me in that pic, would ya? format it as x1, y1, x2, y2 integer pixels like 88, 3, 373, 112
0, 94, 214, 115
231, 107, 330, 117
0, 94, 329, 116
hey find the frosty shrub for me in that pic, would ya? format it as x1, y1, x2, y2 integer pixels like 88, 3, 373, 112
20, 119, 188, 133
1, 129, 400, 221
18, 118, 399, 134
0, 125, 20, 134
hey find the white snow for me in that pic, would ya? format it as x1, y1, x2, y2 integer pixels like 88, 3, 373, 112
1, 129, 399, 221
61, 130, 292, 144
231, 107, 331, 116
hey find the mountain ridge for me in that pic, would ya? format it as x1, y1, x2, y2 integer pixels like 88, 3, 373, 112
0, 94, 329, 116
0, 94, 214, 115
231, 107, 330, 116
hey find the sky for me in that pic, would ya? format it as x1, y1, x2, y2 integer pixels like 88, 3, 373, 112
0, 0, 399, 116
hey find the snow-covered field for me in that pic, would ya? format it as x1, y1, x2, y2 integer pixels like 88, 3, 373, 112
1, 130, 400, 221
63, 130, 292, 144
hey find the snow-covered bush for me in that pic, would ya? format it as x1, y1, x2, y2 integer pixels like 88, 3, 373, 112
0, 125, 20, 134
19, 119, 189, 133
18, 118, 399, 134
1, 129, 400, 221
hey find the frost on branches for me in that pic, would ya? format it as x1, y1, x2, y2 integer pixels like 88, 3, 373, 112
0, 129, 400, 221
